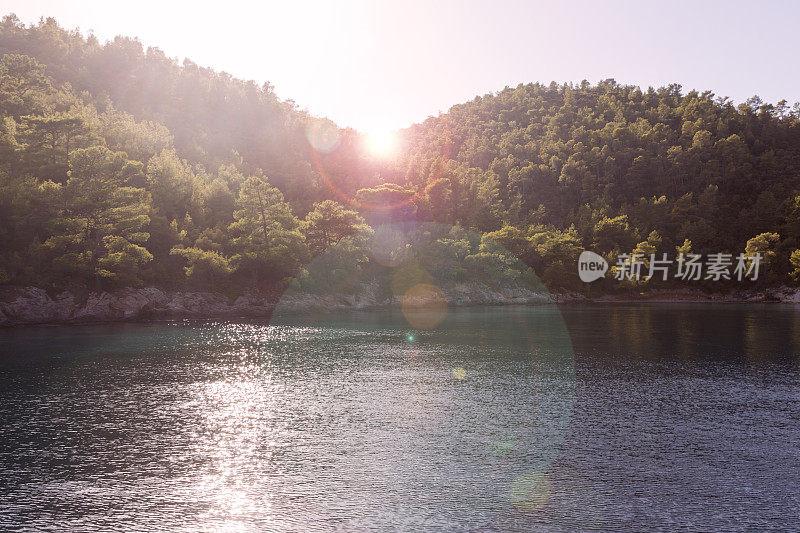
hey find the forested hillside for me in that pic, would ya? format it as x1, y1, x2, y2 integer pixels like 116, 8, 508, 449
2, 14, 800, 295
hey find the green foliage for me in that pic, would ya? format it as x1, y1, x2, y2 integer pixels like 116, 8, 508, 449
20, 114, 90, 179
628, 231, 663, 286
354, 183, 417, 223
0, 53, 50, 117
295, 233, 372, 295
483, 225, 532, 262
3, 16, 800, 293
146, 149, 199, 221
100, 109, 173, 163
744, 232, 780, 282
675, 238, 693, 256
302, 200, 369, 256
201, 178, 235, 229
532, 228, 583, 288
228, 175, 307, 284
593, 215, 635, 253
744, 232, 780, 264
170, 246, 232, 288
44, 146, 152, 285
789, 249, 800, 282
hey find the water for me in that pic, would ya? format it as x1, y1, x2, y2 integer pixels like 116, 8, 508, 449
0, 304, 798, 531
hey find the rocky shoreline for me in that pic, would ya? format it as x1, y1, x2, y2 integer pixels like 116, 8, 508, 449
589, 286, 800, 304
1, 284, 799, 327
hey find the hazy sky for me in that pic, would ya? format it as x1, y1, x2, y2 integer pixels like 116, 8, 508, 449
4, 0, 800, 132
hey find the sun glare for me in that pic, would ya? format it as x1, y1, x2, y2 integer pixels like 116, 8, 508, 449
365, 130, 398, 158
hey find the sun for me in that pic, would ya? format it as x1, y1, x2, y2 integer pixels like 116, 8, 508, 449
364, 129, 399, 158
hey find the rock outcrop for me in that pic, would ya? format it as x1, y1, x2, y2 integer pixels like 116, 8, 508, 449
2, 283, 798, 326
0, 281, 561, 326
0, 287, 276, 326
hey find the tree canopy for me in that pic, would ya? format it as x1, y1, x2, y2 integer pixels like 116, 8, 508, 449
3, 15, 800, 294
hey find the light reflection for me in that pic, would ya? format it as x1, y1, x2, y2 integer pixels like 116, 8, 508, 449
176, 336, 281, 527
264, 222, 575, 528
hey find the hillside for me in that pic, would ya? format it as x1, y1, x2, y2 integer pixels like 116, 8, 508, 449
2, 14, 800, 299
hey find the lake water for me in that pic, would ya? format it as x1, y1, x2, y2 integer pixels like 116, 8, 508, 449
0, 304, 798, 531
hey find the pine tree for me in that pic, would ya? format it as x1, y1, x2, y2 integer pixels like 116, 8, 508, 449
302, 200, 369, 255
228, 175, 307, 285
45, 146, 152, 286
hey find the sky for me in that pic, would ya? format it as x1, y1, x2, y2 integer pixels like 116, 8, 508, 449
3, 0, 800, 132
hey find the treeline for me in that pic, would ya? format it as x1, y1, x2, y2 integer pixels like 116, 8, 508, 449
3, 15, 800, 294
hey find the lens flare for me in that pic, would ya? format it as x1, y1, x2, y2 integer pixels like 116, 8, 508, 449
510, 473, 551, 513
370, 225, 411, 267
268, 222, 575, 528
305, 119, 340, 154
391, 261, 434, 298
310, 115, 451, 213
401, 283, 448, 330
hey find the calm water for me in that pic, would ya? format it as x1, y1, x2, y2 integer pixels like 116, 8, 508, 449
0, 304, 799, 531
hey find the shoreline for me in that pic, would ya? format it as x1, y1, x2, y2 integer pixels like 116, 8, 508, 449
1, 284, 799, 327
